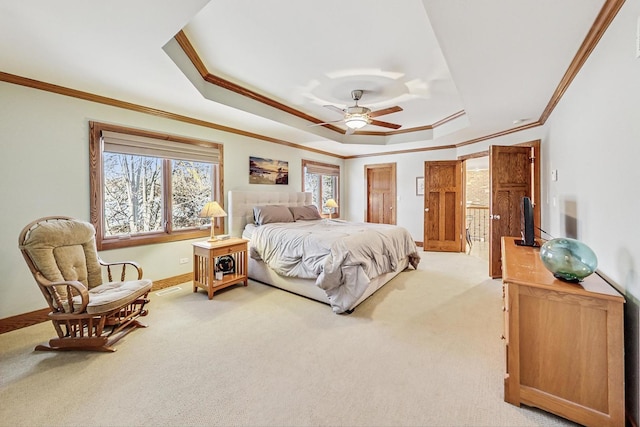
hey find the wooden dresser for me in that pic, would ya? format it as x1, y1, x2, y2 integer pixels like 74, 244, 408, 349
501, 236, 624, 427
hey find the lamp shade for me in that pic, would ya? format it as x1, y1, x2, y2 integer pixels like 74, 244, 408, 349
325, 199, 338, 208
325, 198, 338, 219
345, 114, 369, 129
200, 201, 227, 242
199, 201, 227, 218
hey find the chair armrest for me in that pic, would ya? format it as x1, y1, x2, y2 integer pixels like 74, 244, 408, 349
34, 272, 89, 314
99, 259, 144, 281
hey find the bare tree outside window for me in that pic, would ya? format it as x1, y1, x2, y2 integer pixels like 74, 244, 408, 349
103, 153, 162, 236
305, 173, 320, 209
172, 160, 213, 229
302, 160, 340, 217
103, 155, 215, 236
90, 122, 222, 250
321, 175, 336, 214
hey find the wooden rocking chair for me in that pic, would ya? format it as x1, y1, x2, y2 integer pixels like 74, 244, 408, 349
18, 216, 152, 352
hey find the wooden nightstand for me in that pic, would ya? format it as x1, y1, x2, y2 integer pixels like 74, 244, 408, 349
192, 238, 248, 299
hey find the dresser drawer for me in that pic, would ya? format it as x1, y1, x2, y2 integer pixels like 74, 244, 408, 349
212, 242, 247, 255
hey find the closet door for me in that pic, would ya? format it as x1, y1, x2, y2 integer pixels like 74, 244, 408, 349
365, 163, 396, 225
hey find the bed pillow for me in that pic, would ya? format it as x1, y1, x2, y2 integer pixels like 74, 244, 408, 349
289, 205, 322, 221
253, 205, 295, 225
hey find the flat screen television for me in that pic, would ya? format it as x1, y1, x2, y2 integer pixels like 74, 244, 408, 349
515, 196, 537, 247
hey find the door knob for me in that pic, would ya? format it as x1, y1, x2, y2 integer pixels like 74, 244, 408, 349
490, 214, 501, 220
425, 208, 429, 212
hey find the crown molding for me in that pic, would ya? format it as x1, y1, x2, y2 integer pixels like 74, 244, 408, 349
0, 71, 345, 159
174, 30, 466, 138
539, 0, 625, 124
0, 0, 624, 160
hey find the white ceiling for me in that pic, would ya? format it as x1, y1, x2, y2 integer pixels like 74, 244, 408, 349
0, 0, 605, 157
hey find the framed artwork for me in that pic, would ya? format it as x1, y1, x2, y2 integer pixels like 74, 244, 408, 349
249, 156, 289, 185
416, 177, 424, 196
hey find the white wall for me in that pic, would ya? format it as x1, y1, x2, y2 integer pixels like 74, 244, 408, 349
542, 2, 640, 284
0, 82, 341, 318
540, 0, 640, 420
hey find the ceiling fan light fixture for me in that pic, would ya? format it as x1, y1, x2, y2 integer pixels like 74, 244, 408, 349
311, 90, 401, 133
345, 114, 369, 130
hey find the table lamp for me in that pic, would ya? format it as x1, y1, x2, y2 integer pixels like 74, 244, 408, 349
325, 198, 338, 219
199, 201, 227, 242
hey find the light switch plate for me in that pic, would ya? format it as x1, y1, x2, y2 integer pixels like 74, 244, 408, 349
551, 169, 558, 181
637, 16, 640, 58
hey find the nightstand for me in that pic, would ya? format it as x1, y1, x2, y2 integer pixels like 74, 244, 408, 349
192, 238, 248, 299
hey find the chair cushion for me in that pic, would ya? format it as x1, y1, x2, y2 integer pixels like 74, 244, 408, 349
72, 279, 152, 315
22, 219, 103, 295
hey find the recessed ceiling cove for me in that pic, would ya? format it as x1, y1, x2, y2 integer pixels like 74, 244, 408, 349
170, 0, 468, 145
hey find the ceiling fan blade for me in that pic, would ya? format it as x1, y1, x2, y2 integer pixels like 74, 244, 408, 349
369, 119, 402, 130
369, 106, 403, 118
323, 105, 346, 115
307, 119, 344, 127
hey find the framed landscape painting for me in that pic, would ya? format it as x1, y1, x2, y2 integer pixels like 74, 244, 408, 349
249, 156, 289, 185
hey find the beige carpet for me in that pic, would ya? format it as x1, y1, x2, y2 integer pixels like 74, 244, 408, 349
0, 251, 576, 427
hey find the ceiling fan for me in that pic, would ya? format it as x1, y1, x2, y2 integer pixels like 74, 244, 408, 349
311, 90, 403, 134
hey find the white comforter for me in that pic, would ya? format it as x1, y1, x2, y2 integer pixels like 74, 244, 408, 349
249, 219, 420, 313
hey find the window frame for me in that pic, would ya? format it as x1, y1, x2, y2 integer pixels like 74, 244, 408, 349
301, 159, 340, 218
89, 121, 224, 250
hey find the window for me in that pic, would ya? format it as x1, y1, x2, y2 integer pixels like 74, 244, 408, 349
302, 160, 340, 218
90, 122, 223, 250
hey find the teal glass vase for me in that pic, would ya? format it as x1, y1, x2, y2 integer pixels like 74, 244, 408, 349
539, 237, 598, 282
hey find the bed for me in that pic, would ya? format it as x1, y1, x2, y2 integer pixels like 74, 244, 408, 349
228, 190, 420, 313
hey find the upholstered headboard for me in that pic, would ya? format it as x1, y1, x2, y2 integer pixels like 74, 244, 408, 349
228, 191, 313, 238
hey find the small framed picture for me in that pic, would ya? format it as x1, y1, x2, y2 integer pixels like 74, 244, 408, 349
416, 177, 424, 196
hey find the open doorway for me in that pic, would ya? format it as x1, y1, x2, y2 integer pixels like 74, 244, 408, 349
465, 156, 489, 260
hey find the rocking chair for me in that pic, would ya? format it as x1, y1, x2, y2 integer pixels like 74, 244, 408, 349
18, 216, 152, 352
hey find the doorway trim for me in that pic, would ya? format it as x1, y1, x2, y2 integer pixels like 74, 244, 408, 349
458, 139, 541, 278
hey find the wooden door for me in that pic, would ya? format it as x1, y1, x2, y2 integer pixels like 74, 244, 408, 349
423, 161, 463, 252
489, 145, 534, 277
365, 163, 396, 224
